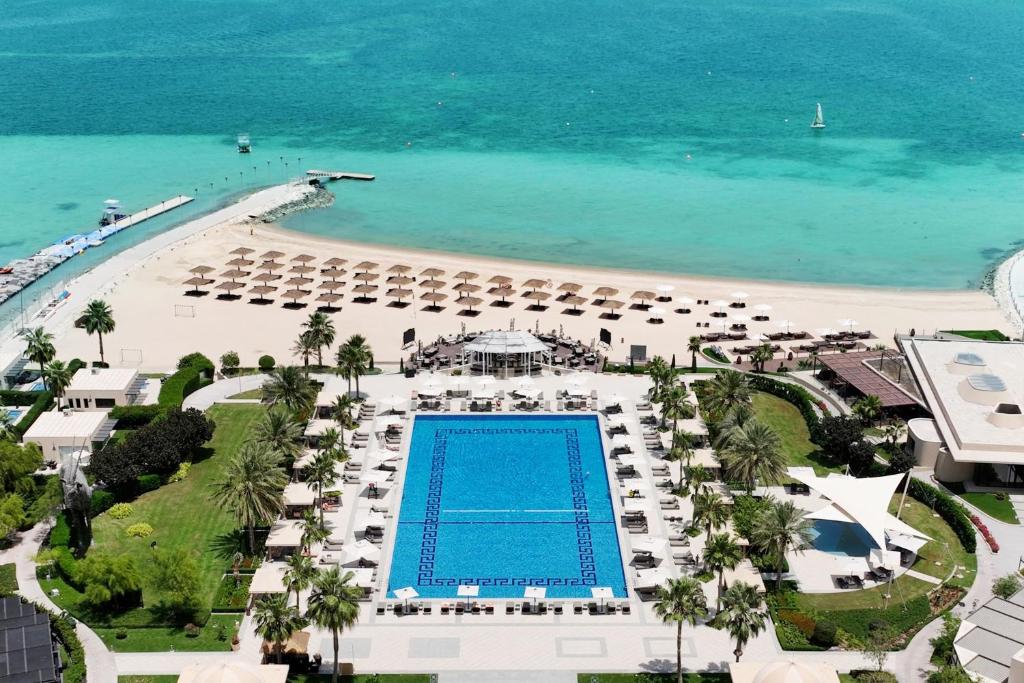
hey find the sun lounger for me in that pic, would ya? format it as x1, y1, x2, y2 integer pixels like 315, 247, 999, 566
659, 496, 680, 509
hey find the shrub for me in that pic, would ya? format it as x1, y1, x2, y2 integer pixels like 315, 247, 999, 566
184, 623, 201, 638
778, 608, 816, 637
115, 628, 127, 640
49, 514, 72, 548
36, 602, 86, 683
158, 367, 200, 408
774, 620, 820, 651
258, 355, 276, 371
220, 351, 240, 374
812, 620, 838, 647
89, 490, 115, 517
107, 503, 134, 520
993, 574, 1021, 599
177, 352, 215, 378
168, 462, 191, 483
125, 523, 153, 538
212, 574, 253, 612
0, 563, 18, 595
136, 475, 161, 493
908, 479, 976, 553
108, 404, 164, 428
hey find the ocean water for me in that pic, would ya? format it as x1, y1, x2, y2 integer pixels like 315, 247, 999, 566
2, 0, 1024, 323
389, 415, 625, 599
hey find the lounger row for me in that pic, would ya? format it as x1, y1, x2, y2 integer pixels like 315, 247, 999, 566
376, 601, 632, 616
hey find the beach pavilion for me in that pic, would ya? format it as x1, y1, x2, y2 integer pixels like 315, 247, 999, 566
463, 330, 553, 378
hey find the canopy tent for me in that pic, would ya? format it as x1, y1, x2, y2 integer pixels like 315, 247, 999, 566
266, 520, 303, 548
283, 482, 316, 507
249, 563, 288, 594
462, 330, 553, 377
788, 468, 930, 554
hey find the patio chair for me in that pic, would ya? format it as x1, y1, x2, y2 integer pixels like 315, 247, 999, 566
553, 602, 563, 615
506, 602, 515, 615
376, 604, 386, 615
619, 602, 631, 614
574, 603, 584, 615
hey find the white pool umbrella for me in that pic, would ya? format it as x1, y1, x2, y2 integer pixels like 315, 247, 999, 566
360, 469, 393, 485
622, 498, 648, 512
731, 314, 751, 323
730, 291, 749, 301
377, 395, 406, 412
591, 586, 614, 609
472, 387, 495, 399
675, 296, 695, 305
457, 584, 480, 609
648, 306, 666, 321
775, 319, 794, 333
524, 586, 546, 607
607, 413, 634, 427
418, 384, 443, 398
341, 539, 381, 566
611, 434, 632, 448
604, 393, 629, 407
566, 372, 592, 387
566, 385, 588, 397
631, 536, 668, 555
448, 375, 468, 389
516, 387, 541, 399
516, 376, 535, 388
843, 561, 863, 577
634, 568, 670, 590
838, 318, 859, 331
394, 586, 419, 608
710, 299, 728, 310
374, 415, 404, 429
656, 284, 675, 299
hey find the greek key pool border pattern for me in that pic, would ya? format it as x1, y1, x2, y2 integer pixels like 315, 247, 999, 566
412, 427, 597, 588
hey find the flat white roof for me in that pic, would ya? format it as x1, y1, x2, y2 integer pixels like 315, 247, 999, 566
905, 338, 1024, 463
67, 367, 138, 392
23, 410, 111, 441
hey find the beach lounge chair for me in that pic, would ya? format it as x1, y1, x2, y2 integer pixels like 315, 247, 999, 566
660, 496, 680, 509
506, 602, 515, 615
553, 602, 563, 615
376, 604, 386, 616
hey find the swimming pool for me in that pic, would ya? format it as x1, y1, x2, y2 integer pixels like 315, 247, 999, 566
3, 409, 23, 424
808, 520, 876, 557
388, 414, 627, 599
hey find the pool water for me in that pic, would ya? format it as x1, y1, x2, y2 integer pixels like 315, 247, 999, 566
4, 409, 23, 423
808, 520, 876, 557
388, 414, 627, 599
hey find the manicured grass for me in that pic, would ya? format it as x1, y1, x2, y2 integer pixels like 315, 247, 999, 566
577, 675, 729, 683
98, 614, 237, 652
90, 404, 266, 612
959, 492, 1019, 524
119, 676, 179, 682
889, 495, 977, 585
227, 388, 263, 400
0, 563, 17, 594
288, 676, 433, 683
751, 392, 837, 474
942, 329, 1011, 342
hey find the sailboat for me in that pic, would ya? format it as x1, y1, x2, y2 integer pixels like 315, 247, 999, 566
811, 103, 825, 129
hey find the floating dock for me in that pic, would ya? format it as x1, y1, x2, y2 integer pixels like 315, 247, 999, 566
0, 195, 194, 307
306, 169, 376, 182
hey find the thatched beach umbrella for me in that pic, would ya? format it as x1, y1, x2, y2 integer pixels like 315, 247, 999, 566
522, 278, 549, 294
353, 284, 378, 302
321, 267, 347, 281
598, 299, 624, 319
249, 284, 277, 303
260, 261, 284, 272
216, 281, 245, 298
285, 276, 313, 291
353, 272, 379, 282
316, 292, 343, 311
183, 276, 213, 295
454, 282, 481, 294
292, 254, 316, 263
354, 261, 379, 273
225, 257, 254, 268
631, 290, 656, 309
420, 267, 445, 278
562, 294, 587, 315
282, 289, 310, 307
454, 271, 478, 285
318, 280, 346, 291
456, 295, 483, 315
593, 286, 619, 302
323, 257, 347, 268
387, 275, 415, 286
488, 285, 515, 306
289, 264, 316, 274
386, 288, 413, 306
220, 269, 249, 281
558, 282, 582, 294
419, 279, 446, 291
524, 290, 551, 310
421, 291, 447, 311
260, 250, 285, 260
387, 264, 412, 275
190, 265, 216, 275
253, 272, 281, 283
230, 247, 255, 256
488, 275, 513, 286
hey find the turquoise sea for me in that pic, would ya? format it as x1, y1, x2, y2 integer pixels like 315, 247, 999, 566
2, 0, 1024, 325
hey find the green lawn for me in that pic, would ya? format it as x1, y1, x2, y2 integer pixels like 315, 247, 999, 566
890, 495, 977, 586
119, 676, 179, 682
0, 563, 17, 594
942, 329, 1011, 342
959, 492, 1019, 524
227, 388, 263, 400
577, 675, 729, 683
98, 614, 237, 652
751, 392, 837, 474
90, 404, 266, 611
287, 676, 433, 683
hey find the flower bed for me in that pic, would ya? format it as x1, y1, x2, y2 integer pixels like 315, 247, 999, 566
970, 514, 999, 552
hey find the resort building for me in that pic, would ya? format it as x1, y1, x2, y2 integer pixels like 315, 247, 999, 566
902, 337, 1024, 483
64, 366, 145, 410
22, 409, 116, 463
954, 587, 1024, 683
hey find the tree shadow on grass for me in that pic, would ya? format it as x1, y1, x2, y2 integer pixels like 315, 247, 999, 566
190, 446, 216, 465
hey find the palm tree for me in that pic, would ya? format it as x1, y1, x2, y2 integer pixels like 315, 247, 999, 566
303, 312, 336, 367
292, 332, 317, 377
303, 449, 339, 524
750, 499, 813, 589
211, 440, 287, 553
318, 426, 341, 454
681, 463, 714, 499
43, 360, 73, 409
750, 343, 774, 373
882, 421, 906, 449
336, 338, 371, 398
262, 366, 316, 417
647, 356, 670, 405
20, 327, 55, 390
853, 394, 883, 426
703, 370, 751, 419
712, 403, 754, 451
81, 300, 115, 364
703, 533, 742, 611
717, 582, 767, 662
0, 412, 16, 441
299, 508, 329, 553
719, 420, 784, 492
664, 431, 692, 489
687, 336, 702, 373
332, 394, 357, 430
283, 553, 316, 611
306, 566, 361, 683
252, 407, 305, 464
693, 490, 730, 538
661, 384, 691, 432
252, 594, 307, 664
653, 577, 707, 683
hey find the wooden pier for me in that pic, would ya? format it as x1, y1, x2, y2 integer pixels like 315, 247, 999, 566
306, 169, 376, 182
104, 195, 195, 232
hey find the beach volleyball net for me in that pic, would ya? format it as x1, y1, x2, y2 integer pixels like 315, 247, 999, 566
174, 304, 196, 318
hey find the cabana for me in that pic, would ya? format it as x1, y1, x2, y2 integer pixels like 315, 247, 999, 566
266, 520, 304, 559
463, 330, 552, 378
283, 482, 317, 517
249, 563, 288, 595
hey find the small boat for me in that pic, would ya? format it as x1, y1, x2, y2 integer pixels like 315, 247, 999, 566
237, 133, 251, 153
811, 103, 825, 129
99, 199, 127, 226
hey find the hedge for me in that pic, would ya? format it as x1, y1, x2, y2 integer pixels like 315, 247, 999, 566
0, 390, 54, 438
67, 358, 85, 375
908, 479, 977, 553
748, 374, 823, 439
28, 601, 86, 683
89, 490, 115, 517
108, 404, 164, 429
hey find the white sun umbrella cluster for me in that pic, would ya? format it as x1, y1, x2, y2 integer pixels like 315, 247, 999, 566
838, 318, 859, 331
730, 290, 749, 302
647, 306, 666, 321
710, 299, 729, 312
656, 284, 675, 299
775, 319, 795, 333
607, 413, 635, 427
377, 394, 406, 413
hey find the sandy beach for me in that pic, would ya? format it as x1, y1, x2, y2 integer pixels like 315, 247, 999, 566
32, 186, 1009, 372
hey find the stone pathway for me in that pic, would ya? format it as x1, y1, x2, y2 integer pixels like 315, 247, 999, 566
904, 569, 942, 585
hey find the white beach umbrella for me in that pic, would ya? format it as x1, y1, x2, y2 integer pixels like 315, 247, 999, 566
631, 536, 668, 556
472, 387, 495, 399
754, 303, 772, 313
566, 385, 588, 397
476, 375, 496, 386
607, 413, 635, 427
675, 296, 695, 305
374, 415, 404, 429
622, 498, 648, 513
710, 299, 728, 310
731, 314, 751, 323
457, 584, 480, 609
394, 586, 419, 608
448, 375, 468, 389
516, 387, 542, 399
516, 376, 536, 389
591, 586, 614, 610
611, 434, 632, 448
775, 319, 794, 333
656, 284, 675, 300
604, 393, 629, 407
730, 290, 749, 301
360, 470, 393, 485
417, 384, 443, 398
634, 568, 671, 590
377, 395, 406, 409
817, 327, 839, 337
838, 318, 859, 331
648, 306, 666, 321
341, 539, 381, 566
621, 478, 651, 493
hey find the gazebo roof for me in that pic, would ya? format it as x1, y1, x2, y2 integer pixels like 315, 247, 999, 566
464, 330, 550, 355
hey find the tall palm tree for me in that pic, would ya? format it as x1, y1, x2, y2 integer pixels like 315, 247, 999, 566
750, 343, 774, 373
43, 360, 73, 409
712, 403, 754, 451
306, 566, 361, 683
303, 449, 339, 524
318, 426, 341, 454
211, 440, 286, 553
719, 420, 784, 492
336, 339, 370, 398
252, 407, 305, 464
717, 582, 767, 662
299, 508, 329, 553
681, 463, 714, 499
262, 366, 316, 417
20, 327, 55, 390
664, 430, 692, 489
703, 533, 742, 611
0, 412, 16, 442
332, 394, 357, 430
661, 384, 691, 431
81, 300, 115, 364
654, 577, 707, 683
853, 394, 883, 425
292, 331, 317, 377
283, 553, 316, 611
693, 490, 730, 538
252, 594, 307, 664
687, 336, 702, 373
750, 499, 813, 589
703, 370, 751, 419
647, 356, 670, 405
303, 312, 336, 367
